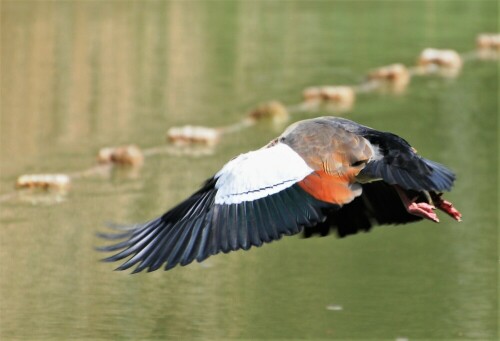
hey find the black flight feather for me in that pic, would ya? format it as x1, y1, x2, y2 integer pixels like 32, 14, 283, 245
303, 181, 427, 238
354, 129, 456, 192
98, 182, 332, 272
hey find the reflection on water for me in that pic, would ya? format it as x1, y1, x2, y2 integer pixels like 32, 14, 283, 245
1, 1, 497, 340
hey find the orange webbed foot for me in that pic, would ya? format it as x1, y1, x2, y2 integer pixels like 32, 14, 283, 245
407, 201, 439, 223
432, 194, 462, 222
395, 186, 440, 222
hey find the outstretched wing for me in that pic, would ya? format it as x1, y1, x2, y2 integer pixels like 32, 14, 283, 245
98, 144, 336, 273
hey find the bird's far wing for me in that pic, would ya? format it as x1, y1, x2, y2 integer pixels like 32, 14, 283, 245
359, 131, 455, 192
303, 181, 425, 238
98, 143, 334, 273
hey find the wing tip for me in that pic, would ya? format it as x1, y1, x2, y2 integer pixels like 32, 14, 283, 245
426, 159, 456, 192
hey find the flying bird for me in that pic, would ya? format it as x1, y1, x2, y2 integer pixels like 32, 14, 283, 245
98, 116, 462, 273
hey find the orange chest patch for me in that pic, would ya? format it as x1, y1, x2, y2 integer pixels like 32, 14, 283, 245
298, 170, 359, 205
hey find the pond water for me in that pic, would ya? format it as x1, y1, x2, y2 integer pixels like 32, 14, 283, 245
0, 1, 497, 340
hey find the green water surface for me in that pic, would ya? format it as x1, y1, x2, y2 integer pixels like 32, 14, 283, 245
0, 1, 498, 340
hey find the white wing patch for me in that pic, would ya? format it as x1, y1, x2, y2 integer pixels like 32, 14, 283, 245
214, 143, 314, 205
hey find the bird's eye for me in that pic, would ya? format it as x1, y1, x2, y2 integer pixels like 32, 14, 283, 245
351, 159, 368, 167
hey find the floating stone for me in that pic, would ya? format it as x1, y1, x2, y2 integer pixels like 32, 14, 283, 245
247, 101, 289, 123
302, 86, 355, 113
303, 86, 355, 106
320, 86, 356, 105
418, 48, 463, 68
167, 126, 220, 146
15, 174, 71, 191
367, 63, 411, 93
476, 33, 500, 60
303, 86, 322, 101
477, 33, 500, 50
97, 144, 144, 166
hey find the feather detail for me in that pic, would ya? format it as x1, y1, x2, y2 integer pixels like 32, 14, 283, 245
98, 184, 332, 272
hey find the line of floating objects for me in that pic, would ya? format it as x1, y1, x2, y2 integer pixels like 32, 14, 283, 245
5, 33, 499, 204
